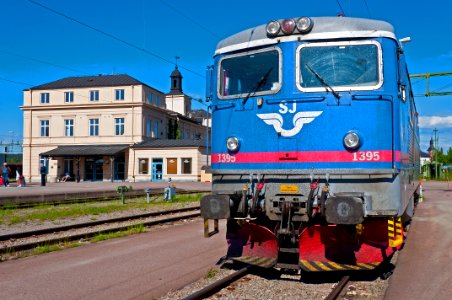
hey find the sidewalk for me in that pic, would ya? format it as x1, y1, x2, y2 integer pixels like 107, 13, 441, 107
384, 181, 452, 299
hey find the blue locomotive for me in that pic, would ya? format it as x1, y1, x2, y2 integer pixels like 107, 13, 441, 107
201, 16, 420, 271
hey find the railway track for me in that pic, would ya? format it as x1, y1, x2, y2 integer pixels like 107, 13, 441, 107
0, 189, 207, 209
183, 266, 253, 300
0, 206, 200, 254
183, 267, 351, 300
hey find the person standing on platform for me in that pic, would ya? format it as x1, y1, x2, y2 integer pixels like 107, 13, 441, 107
40, 163, 47, 186
2, 163, 10, 187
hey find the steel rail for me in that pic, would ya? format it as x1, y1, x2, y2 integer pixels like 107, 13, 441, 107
1, 209, 201, 253
0, 206, 200, 241
325, 275, 350, 300
183, 266, 252, 300
0, 190, 207, 209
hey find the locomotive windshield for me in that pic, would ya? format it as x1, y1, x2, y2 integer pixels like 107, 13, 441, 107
298, 41, 382, 91
218, 48, 280, 99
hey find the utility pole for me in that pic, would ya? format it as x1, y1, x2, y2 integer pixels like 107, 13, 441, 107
434, 128, 438, 179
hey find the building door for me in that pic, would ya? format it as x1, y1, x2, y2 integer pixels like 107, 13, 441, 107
114, 160, 125, 180
85, 158, 103, 181
166, 158, 177, 175
152, 158, 163, 182
63, 159, 74, 177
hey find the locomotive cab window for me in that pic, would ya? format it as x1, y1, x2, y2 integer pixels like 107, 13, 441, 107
297, 41, 383, 92
218, 48, 281, 99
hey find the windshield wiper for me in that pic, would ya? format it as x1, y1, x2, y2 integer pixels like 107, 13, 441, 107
305, 64, 340, 101
242, 67, 273, 105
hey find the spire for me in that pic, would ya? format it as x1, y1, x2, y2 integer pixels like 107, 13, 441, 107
169, 57, 183, 95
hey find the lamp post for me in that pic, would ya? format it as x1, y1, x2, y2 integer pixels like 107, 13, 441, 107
190, 97, 211, 166
434, 128, 438, 179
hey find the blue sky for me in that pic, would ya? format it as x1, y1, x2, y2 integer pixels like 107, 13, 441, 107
1, 0, 451, 152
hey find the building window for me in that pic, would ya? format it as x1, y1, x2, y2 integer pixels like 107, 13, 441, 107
89, 118, 99, 136
182, 158, 192, 174
153, 120, 159, 137
64, 91, 74, 103
115, 118, 125, 135
115, 89, 124, 100
40, 93, 49, 104
154, 94, 159, 106
64, 119, 74, 136
138, 158, 149, 174
147, 119, 152, 137
90, 90, 99, 101
40, 120, 49, 137
167, 158, 177, 174
147, 93, 153, 104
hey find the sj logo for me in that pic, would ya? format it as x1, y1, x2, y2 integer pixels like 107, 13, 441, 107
257, 101, 322, 137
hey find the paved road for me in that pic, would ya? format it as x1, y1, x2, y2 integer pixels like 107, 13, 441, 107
385, 181, 452, 300
0, 220, 227, 300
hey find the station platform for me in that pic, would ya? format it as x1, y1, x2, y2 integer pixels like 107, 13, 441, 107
385, 181, 452, 299
0, 180, 211, 202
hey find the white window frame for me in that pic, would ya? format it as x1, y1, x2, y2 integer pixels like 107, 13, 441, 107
115, 118, 125, 136
89, 118, 99, 136
115, 89, 125, 100
90, 90, 99, 101
40, 93, 50, 104
64, 91, 74, 103
217, 47, 283, 100
295, 40, 384, 93
64, 119, 74, 137
40, 120, 49, 137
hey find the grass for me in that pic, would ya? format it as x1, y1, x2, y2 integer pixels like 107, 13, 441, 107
205, 267, 219, 279
0, 193, 204, 225
92, 224, 146, 242
1, 224, 148, 261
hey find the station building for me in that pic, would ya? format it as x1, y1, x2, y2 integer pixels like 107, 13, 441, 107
21, 67, 210, 183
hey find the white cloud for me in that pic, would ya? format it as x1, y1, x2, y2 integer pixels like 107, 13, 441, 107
419, 116, 452, 128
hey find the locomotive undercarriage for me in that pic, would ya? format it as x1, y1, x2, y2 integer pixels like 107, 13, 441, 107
201, 172, 408, 271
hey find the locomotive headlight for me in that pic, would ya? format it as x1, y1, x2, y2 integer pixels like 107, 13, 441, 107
296, 17, 313, 33
343, 131, 361, 150
281, 18, 296, 34
226, 137, 240, 152
266, 20, 281, 36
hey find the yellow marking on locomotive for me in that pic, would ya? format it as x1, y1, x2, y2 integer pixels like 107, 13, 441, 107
280, 184, 298, 193
327, 261, 346, 270
315, 261, 334, 271
299, 260, 379, 271
233, 256, 276, 268
356, 263, 375, 270
388, 217, 404, 247
342, 264, 361, 270
299, 260, 318, 271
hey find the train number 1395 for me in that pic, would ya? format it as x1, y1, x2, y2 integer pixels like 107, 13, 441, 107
217, 153, 236, 163
352, 151, 381, 161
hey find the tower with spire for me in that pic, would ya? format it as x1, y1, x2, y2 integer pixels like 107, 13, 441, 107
166, 59, 191, 116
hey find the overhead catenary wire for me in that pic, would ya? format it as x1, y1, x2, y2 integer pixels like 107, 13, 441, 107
159, 0, 221, 39
363, 0, 372, 18
0, 49, 88, 75
26, 0, 204, 78
336, 0, 346, 16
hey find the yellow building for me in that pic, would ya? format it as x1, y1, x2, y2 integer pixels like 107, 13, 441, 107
21, 69, 210, 183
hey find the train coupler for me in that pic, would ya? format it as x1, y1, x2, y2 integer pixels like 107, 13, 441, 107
204, 218, 219, 237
